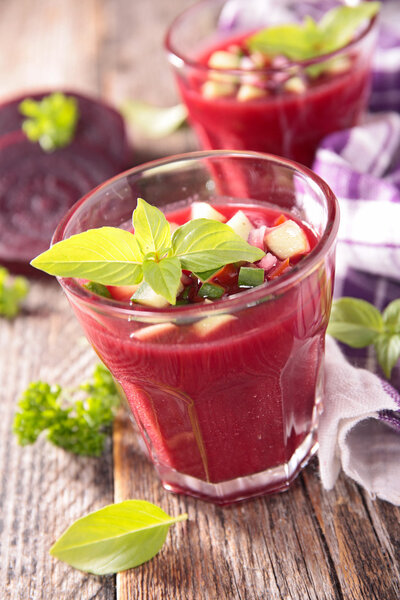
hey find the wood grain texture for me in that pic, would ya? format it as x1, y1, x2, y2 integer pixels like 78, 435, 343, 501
0, 282, 115, 600
114, 415, 400, 600
0, 0, 400, 599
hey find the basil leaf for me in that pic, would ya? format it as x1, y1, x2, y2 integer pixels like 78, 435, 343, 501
247, 23, 317, 61
172, 219, 265, 272
374, 333, 400, 379
382, 299, 400, 333
121, 101, 187, 138
31, 227, 144, 286
142, 256, 182, 305
246, 2, 380, 63
50, 500, 188, 575
319, 3, 380, 53
327, 297, 384, 347
133, 198, 172, 256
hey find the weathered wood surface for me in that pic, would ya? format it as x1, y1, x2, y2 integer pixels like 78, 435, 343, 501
0, 1, 399, 600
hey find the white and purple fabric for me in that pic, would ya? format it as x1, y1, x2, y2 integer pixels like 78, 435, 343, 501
312, 0, 400, 505
220, 0, 400, 503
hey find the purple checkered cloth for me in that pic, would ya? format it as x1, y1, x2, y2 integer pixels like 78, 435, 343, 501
220, 0, 400, 503
313, 0, 400, 504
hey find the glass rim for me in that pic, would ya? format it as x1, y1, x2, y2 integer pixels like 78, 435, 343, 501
164, 0, 378, 75
53, 149, 340, 322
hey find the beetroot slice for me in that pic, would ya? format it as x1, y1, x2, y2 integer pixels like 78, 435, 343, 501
0, 90, 131, 170
0, 131, 121, 263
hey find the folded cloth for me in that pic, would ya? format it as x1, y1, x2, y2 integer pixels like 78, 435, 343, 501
313, 111, 400, 282
312, 0, 400, 503
320, 337, 400, 505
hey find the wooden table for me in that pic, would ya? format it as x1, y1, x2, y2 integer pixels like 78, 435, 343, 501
1, 1, 399, 599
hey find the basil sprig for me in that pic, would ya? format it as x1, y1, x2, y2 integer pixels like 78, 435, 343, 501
50, 500, 187, 574
31, 198, 265, 304
247, 2, 380, 76
327, 297, 400, 378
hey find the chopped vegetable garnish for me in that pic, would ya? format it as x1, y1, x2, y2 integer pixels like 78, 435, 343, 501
238, 266, 264, 288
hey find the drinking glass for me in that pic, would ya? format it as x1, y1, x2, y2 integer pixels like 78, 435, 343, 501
165, 0, 378, 166
53, 150, 339, 504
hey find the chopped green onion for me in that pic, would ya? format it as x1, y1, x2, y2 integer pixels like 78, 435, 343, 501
198, 282, 225, 299
238, 267, 264, 288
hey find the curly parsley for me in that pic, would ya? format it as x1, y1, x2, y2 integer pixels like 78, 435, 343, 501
13, 363, 120, 456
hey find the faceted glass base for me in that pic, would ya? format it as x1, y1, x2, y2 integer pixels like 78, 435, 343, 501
156, 431, 318, 505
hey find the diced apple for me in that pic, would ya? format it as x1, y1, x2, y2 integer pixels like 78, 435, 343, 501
208, 50, 241, 70
132, 282, 170, 308
237, 84, 266, 102
264, 220, 310, 260
226, 210, 253, 240
133, 322, 178, 342
190, 202, 226, 222
201, 80, 236, 98
192, 314, 237, 337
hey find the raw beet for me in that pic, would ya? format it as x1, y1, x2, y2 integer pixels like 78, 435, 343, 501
0, 131, 121, 263
0, 90, 131, 170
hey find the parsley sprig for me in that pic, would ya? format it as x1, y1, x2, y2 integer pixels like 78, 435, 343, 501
328, 297, 400, 378
13, 363, 120, 456
19, 92, 79, 152
31, 198, 265, 305
0, 267, 29, 318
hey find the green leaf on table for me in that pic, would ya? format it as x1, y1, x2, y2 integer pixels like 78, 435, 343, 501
0, 267, 29, 318
374, 333, 400, 379
172, 218, 264, 273
121, 100, 187, 138
19, 92, 79, 152
327, 297, 384, 347
50, 500, 188, 574
142, 255, 182, 305
31, 227, 144, 286
13, 363, 120, 456
246, 2, 380, 66
133, 197, 172, 256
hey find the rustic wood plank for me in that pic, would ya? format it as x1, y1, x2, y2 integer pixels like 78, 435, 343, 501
0, 281, 116, 600
114, 415, 346, 600
302, 463, 400, 600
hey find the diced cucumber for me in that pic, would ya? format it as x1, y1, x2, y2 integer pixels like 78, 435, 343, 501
190, 202, 226, 222
198, 282, 225, 299
238, 266, 264, 287
132, 282, 170, 308
226, 210, 253, 240
83, 281, 112, 298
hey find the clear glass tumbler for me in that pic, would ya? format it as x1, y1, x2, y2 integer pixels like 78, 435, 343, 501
53, 150, 339, 504
165, 0, 378, 166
